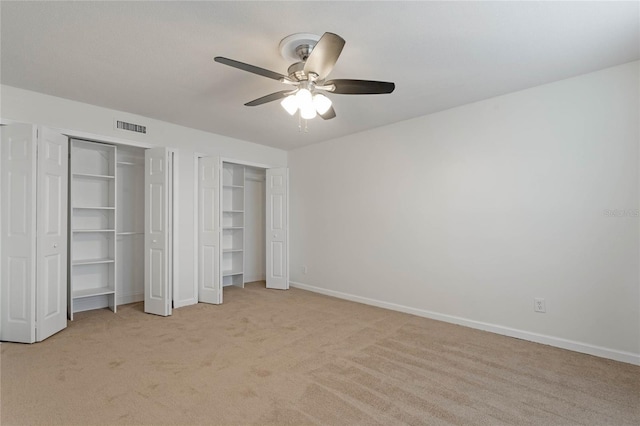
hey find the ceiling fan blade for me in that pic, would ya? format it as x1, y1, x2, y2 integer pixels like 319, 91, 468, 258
325, 79, 395, 95
244, 90, 293, 107
320, 105, 336, 120
303, 32, 345, 80
214, 56, 286, 81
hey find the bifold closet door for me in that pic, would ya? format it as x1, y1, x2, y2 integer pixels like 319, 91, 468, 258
1, 124, 37, 342
144, 148, 172, 316
266, 168, 289, 290
1, 124, 68, 343
198, 156, 222, 304
35, 128, 68, 341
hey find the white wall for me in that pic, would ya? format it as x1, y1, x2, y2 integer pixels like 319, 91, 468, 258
1, 85, 287, 308
289, 61, 640, 364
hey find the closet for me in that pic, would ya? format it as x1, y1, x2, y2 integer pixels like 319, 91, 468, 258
221, 163, 266, 288
197, 157, 288, 305
1, 123, 176, 344
68, 140, 145, 319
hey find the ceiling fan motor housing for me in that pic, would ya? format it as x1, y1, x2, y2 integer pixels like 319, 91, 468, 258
287, 62, 306, 81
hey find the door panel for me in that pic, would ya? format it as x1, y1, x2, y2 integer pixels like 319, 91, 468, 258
270, 241, 283, 278
150, 248, 164, 298
36, 127, 68, 341
7, 257, 29, 322
43, 254, 61, 317
266, 168, 288, 290
144, 148, 171, 316
1, 124, 37, 343
198, 156, 221, 304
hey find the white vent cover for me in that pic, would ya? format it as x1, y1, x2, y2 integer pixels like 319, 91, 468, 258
114, 119, 146, 134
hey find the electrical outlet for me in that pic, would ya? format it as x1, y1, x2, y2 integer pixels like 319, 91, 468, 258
302, 265, 308, 274
534, 298, 546, 313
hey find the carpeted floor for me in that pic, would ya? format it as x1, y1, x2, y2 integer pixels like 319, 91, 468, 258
1, 282, 639, 425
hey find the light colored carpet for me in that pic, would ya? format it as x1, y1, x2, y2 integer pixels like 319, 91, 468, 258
1, 282, 639, 425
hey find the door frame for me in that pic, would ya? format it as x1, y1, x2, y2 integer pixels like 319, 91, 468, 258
60, 131, 178, 313
193, 155, 288, 301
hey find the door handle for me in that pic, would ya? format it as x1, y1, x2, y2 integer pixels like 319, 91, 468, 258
152, 239, 157, 243
53, 243, 57, 248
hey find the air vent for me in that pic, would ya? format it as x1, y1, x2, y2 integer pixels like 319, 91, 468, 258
115, 120, 146, 134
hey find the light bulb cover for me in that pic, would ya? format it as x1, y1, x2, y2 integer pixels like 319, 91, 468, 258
313, 93, 332, 115
296, 88, 313, 110
300, 105, 317, 119
280, 95, 298, 115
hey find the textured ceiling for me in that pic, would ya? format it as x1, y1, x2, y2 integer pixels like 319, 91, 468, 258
1, 1, 638, 150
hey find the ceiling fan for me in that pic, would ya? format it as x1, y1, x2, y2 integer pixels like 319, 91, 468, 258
214, 32, 395, 122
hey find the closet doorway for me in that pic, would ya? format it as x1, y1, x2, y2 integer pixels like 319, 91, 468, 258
197, 156, 288, 304
68, 140, 175, 318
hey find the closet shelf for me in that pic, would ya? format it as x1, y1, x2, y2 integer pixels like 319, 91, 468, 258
117, 161, 139, 166
72, 229, 116, 233
117, 231, 144, 236
223, 184, 244, 189
73, 206, 115, 210
223, 226, 244, 230
73, 287, 115, 299
223, 210, 244, 213
223, 248, 243, 253
72, 172, 115, 179
72, 258, 115, 266
222, 269, 243, 277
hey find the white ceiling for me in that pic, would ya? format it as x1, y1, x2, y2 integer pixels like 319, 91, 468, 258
1, 1, 638, 151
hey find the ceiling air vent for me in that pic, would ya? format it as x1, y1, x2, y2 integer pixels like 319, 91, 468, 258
115, 120, 146, 134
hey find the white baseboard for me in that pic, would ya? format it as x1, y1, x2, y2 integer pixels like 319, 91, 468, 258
289, 281, 640, 366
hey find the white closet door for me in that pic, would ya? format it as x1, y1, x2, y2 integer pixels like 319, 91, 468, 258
35, 128, 68, 341
198, 156, 222, 304
266, 168, 289, 290
0, 124, 37, 343
144, 148, 171, 316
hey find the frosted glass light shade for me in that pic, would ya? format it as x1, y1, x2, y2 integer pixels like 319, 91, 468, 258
313, 94, 332, 115
280, 95, 298, 115
300, 105, 317, 119
296, 88, 313, 108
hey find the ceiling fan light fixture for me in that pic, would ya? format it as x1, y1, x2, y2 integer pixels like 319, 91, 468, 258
295, 88, 313, 109
300, 106, 317, 120
313, 93, 332, 115
296, 88, 317, 119
280, 95, 298, 115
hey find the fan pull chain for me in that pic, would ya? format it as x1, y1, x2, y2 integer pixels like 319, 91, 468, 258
296, 111, 309, 132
